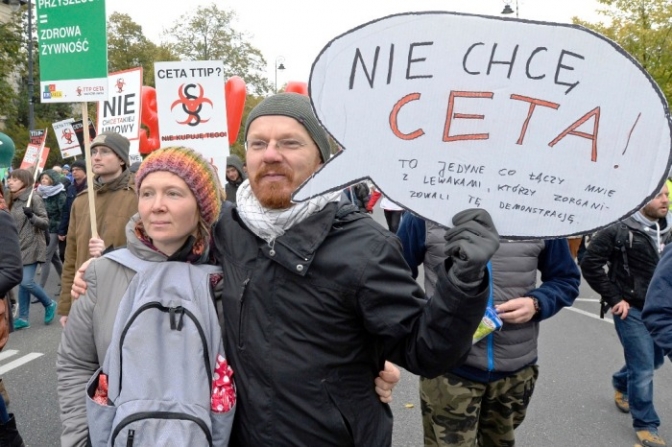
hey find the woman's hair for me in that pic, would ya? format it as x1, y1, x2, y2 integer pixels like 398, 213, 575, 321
7, 169, 34, 209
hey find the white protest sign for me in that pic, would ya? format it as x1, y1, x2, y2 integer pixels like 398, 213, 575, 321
154, 61, 229, 182
97, 67, 142, 140
293, 12, 672, 238
52, 118, 81, 158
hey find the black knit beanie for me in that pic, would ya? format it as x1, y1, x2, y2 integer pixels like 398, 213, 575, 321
244, 93, 330, 162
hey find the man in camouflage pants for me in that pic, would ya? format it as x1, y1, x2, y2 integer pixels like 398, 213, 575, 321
398, 214, 580, 446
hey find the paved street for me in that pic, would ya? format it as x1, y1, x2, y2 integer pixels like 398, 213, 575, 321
4, 209, 672, 446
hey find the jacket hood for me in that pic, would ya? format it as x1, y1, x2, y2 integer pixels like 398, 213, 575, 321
93, 168, 134, 195
41, 169, 60, 185
226, 155, 247, 183
623, 211, 672, 236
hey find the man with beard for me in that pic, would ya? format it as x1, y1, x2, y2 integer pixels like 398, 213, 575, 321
581, 184, 672, 447
224, 154, 246, 205
213, 93, 500, 446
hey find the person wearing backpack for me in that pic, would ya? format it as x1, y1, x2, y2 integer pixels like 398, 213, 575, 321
56, 147, 234, 447
62, 146, 401, 447
581, 184, 672, 447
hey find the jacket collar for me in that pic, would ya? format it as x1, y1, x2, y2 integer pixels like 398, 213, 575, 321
240, 201, 340, 277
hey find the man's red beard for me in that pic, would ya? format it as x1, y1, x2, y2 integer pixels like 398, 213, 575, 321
251, 165, 295, 209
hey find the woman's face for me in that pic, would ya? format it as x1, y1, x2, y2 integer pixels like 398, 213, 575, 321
138, 171, 199, 256
40, 174, 53, 186
7, 176, 25, 193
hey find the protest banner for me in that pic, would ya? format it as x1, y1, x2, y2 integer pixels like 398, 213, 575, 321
36, 0, 109, 236
52, 118, 81, 158
294, 12, 672, 238
35, 0, 108, 103
72, 118, 97, 151
97, 67, 143, 163
29, 128, 47, 146
20, 144, 50, 172
154, 61, 228, 181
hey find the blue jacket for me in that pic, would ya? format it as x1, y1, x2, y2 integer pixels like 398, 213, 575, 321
643, 244, 672, 357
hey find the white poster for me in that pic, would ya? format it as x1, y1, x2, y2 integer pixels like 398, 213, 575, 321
294, 12, 672, 239
154, 61, 229, 182
52, 118, 81, 158
97, 67, 143, 163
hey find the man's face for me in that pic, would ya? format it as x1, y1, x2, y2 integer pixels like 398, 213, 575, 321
226, 166, 240, 182
246, 115, 322, 209
641, 185, 669, 220
71, 167, 86, 183
91, 145, 124, 177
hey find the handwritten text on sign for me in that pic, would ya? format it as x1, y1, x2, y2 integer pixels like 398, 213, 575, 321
293, 12, 672, 238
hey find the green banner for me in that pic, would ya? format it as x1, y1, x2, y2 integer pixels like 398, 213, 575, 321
35, 0, 108, 102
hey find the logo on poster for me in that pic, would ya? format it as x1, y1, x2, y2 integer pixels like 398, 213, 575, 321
43, 84, 62, 99
76, 86, 82, 96
170, 83, 213, 127
62, 127, 75, 144
115, 77, 126, 94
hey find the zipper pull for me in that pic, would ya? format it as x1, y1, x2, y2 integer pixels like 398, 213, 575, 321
126, 429, 135, 446
176, 307, 185, 331
169, 307, 177, 330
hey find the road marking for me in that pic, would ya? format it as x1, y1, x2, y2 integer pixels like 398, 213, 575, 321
0, 350, 19, 362
565, 306, 614, 324
0, 353, 44, 375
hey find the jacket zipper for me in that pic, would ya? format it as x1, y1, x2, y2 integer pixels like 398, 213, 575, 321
238, 278, 250, 349
118, 303, 212, 393
111, 411, 212, 446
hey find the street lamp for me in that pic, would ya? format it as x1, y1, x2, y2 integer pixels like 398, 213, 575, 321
5, 0, 33, 130
501, 0, 519, 18
274, 56, 286, 93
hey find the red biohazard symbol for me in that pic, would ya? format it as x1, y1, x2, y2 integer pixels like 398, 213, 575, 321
76, 86, 82, 96
170, 83, 213, 127
115, 78, 126, 94
62, 128, 75, 144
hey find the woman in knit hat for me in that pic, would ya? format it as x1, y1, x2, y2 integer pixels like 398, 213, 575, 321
57, 147, 234, 447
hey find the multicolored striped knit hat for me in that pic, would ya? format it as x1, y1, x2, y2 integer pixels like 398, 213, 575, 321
135, 147, 222, 227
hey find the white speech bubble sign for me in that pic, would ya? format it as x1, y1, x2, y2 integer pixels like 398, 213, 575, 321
293, 12, 672, 238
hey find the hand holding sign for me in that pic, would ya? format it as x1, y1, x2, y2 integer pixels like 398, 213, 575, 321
293, 12, 672, 238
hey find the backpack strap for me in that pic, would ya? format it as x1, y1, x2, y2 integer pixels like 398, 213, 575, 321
613, 224, 631, 277
104, 248, 155, 274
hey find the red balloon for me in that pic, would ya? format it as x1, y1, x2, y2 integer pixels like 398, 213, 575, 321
225, 76, 246, 145
285, 81, 308, 96
139, 86, 161, 155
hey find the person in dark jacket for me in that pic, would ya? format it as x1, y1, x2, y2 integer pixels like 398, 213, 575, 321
6, 169, 57, 330
57, 160, 87, 263
212, 93, 499, 446
224, 154, 246, 205
643, 244, 672, 361
398, 213, 580, 447
36, 169, 66, 289
581, 184, 671, 447
0, 183, 25, 447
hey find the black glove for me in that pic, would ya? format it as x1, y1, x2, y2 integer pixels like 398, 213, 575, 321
22, 206, 34, 219
444, 209, 500, 284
